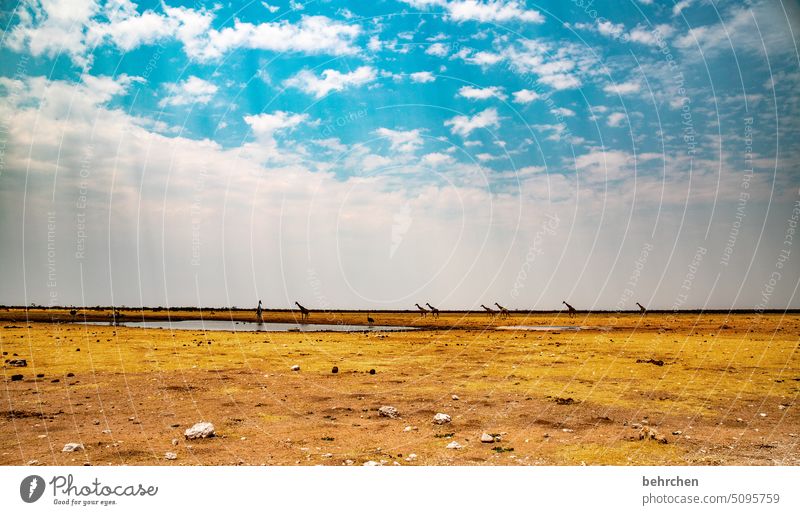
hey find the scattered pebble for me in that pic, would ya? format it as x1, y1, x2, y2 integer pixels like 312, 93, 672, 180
451, 394, 459, 401
562, 428, 574, 433
433, 413, 451, 425
171, 439, 179, 446
369, 369, 376, 375
27, 460, 38, 465
403, 426, 417, 432
405, 453, 417, 462
759, 413, 767, 417
184, 422, 215, 440
92, 419, 100, 425
672, 430, 683, 436
446, 441, 462, 449
291, 365, 300, 372
639, 426, 668, 444
62, 443, 84, 452
164, 452, 177, 460
363, 460, 381, 466
10, 374, 23, 381
331, 366, 338, 374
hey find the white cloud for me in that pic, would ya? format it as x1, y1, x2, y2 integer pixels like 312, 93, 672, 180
375, 128, 424, 153
6, 3, 362, 66
445, 107, 500, 137
410, 71, 436, 83
457, 85, 507, 101
606, 112, 627, 127
603, 81, 641, 95
551, 107, 575, 117
244, 111, 309, 146
284, 66, 378, 98
426, 42, 449, 57
672, 0, 694, 17
512, 89, 539, 104
446, 1, 544, 24
160, 76, 218, 107
422, 152, 453, 166
475, 153, 499, 161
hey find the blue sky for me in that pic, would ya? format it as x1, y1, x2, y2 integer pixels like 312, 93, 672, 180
1, 0, 799, 310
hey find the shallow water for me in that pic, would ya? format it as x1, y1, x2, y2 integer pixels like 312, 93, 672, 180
77, 320, 418, 332
496, 325, 593, 331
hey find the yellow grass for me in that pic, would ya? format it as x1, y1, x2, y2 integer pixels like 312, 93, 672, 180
0, 309, 798, 465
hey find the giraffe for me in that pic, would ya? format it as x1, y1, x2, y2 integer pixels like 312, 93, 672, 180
415, 303, 428, 317
480, 304, 496, 317
256, 300, 263, 323
367, 313, 375, 325
494, 303, 510, 319
425, 303, 440, 319
294, 301, 310, 322
636, 302, 647, 316
562, 301, 576, 318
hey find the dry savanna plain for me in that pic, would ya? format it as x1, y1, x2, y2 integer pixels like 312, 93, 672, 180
1, 308, 798, 466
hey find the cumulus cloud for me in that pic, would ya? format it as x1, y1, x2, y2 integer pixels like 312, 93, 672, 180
512, 89, 539, 104
410, 71, 436, 83
284, 66, 378, 98
457, 85, 507, 101
603, 80, 641, 95
445, 107, 500, 136
375, 128, 424, 153
422, 152, 453, 166
5, 2, 362, 66
606, 112, 627, 127
400, 1, 544, 24
160, 76, 218, 107
425, 42, 450, 57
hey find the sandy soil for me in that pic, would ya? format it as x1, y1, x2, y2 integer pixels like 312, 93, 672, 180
1, 309, 798, 466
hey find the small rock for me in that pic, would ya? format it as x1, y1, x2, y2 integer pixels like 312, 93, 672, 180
62, 443, 84, 452
171, 439, 179, 446
363, 460, 382, 466
92, 419, 100, 425
451, 394, 459, 401
101, 430, 112, 434
736, 418, 744, 423
290, 365, 300, 372
11, 374, 23, 381
759, 413, 767, 417
446, 441, 462, 449
164, 452, 177, 460
378, 406, 400, 419
184, 422, 215, 440
480, 433, 495, 443
7, 359, 27, 367
639, 426, 668, 444
433, 413, 451, 425
631, 423, 642, 429
403, 425, 416, 432
66, 373, 74, 377
331, 366, 338, 374
345, 459, 354, 465
562, 428, 574, 433
407, 453, 417, 461
27, 460, 38, 465
322, 453, 333, 458
369, 369, 376, 375
672, 430, 683, 436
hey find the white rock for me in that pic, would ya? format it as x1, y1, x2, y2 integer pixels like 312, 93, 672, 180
62, 443, 84, 452
378, 406, 400, 419
562, 428, 574, 433
403, 425, 415, 432
27, 460, 38, 465
164, 452, 177, 460
291, 365, 300, 371
480, 433, 495, 443
451, 394, 459, 401
345, 459, 354, 465
407, 453, 417, 460
759, 413, 767, 417
446, 441, 462, 449
433, 413, 452, 425
363, 460, 382, 466
171, 438, 179, 446
184, 422, 215, 440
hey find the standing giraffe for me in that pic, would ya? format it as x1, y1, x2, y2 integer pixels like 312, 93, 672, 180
294, 301, 310, 322
415, 303, 428, 317
256, 300, 263, 322
636, 302, 647, 316
562, 301, 576, 318
494, 303, 510, 319
425, 303, 440, 319
480, 304, 496, 317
